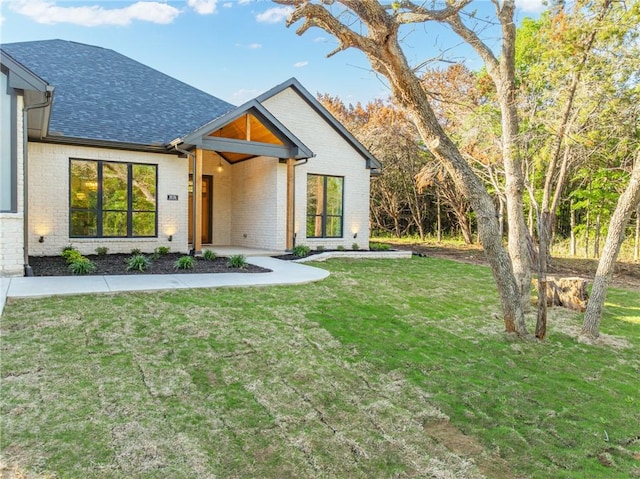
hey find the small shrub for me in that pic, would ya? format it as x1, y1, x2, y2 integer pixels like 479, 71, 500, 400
62, 245, 76, 254
130, 248, 142, 255
126, 254, 150, 272
151, 246, 170, 260
370, 242, 390, 251
336, 245, 345, 251
315, 245, 325, 252
227, 254, 248, 269
95, 246, 109, 256
62, 249, 83, 264
202, 249, 217, 261
292, 245, 311, 258
352, 243, 360, 251
174, 255, 195, 270
68, 257, 96, 275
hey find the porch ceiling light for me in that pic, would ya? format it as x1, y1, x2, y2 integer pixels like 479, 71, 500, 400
217, 157, 223, 173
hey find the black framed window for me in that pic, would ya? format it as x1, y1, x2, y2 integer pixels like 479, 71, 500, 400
306, 174, 344, 238
70, 159, 157, 238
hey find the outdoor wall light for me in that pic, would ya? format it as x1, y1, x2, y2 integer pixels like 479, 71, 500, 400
38, 236, 45, 243
168, 235, 173, 242
353, 232, 358, 239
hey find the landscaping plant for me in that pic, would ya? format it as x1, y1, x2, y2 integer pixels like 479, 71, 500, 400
126, 254, 150, 272
67, 257, 96, 275
292, 245, 311, 258
174, 255, 195, 270
227, 254, 247, 268
202, 249, 217, 261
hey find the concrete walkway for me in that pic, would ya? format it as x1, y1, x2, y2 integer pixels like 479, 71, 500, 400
0, 257, 329, 317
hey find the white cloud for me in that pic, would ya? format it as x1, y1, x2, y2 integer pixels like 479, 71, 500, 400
238, 0, 252, 4
313, 36, 328, 43
10, 0, 180, 26
188, 0, 218, 15
294, 61, 308, 68
235, 42, 262, 49
0, 14, 4, 25
256, 6, 293, 24
516, 0, 546, 13
223, 2, 232, 7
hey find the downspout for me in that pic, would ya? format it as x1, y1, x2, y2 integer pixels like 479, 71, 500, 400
291, 158, 309, 249
171, 141, 197, 256
23, 90, 52, 276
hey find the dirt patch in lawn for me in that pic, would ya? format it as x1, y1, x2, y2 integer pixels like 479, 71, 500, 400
423, 419, 523, 479
28, 253, 270, 276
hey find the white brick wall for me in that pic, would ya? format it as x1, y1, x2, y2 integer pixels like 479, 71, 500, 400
27, 143, 189, 256
0, 95, 24, 277
262, 88, 372, 250
230, 156, 283, 249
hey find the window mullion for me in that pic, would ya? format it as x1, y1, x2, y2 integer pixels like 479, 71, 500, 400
127, 164, 133, 237
97, 162, 103, 237
322, 176, 328, 238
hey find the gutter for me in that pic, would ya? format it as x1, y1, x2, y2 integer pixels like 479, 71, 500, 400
169, 139, 197, 256
23, 88, 53, 276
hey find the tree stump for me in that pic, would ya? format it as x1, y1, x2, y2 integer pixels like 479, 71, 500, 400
533, 276, 589, 312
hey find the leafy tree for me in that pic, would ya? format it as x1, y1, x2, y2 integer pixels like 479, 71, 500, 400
276, 0, 529, 335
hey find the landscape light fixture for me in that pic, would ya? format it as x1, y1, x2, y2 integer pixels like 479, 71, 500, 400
38, 236, 44, 243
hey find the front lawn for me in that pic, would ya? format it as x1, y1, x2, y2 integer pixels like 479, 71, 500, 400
1, 257, 638, 478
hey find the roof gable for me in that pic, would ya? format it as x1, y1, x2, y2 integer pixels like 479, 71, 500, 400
0, 40, 235, 146
256, 78, 382, 172
180, 99, 313, 161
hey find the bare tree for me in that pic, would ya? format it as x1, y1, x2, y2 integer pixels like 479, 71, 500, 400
275, 0, 528, 335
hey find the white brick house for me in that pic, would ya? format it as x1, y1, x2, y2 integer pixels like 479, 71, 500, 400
0, 40, 380, 277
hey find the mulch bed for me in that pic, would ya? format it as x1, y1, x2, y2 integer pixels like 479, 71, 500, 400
28, 253, 270, 277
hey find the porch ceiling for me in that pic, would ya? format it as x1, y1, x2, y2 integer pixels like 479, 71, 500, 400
179, 100, 314, 162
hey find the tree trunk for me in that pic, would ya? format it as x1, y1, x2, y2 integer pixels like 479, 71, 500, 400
635, 204, 639, 261
584, 204, 591, 259
536, 211, 550, 339
581, 154, 640, 339
570, 200, 577, 257
498, 196, 505, 238
437, 191, 442, 243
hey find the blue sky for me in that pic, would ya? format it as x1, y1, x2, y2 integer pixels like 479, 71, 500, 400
0, 1, 544, 106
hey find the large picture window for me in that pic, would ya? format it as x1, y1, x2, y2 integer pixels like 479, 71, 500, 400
307, 174, 343, 238
70, 159, 157, 238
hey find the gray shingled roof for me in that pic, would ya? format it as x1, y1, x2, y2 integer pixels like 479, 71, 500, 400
1, 39, 235, 146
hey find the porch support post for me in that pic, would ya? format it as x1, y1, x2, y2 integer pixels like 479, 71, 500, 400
286, 157, 295, 250
193, 147, 204, 255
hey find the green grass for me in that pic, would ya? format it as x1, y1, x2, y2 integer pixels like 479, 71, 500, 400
1, 258, 638, 478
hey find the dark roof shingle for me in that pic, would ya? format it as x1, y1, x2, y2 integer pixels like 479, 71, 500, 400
1, 39, 235, 145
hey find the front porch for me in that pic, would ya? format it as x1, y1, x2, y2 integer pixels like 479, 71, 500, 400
179, 101, 313, 255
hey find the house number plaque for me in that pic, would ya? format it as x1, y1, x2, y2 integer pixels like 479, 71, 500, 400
167, 194, 179, 201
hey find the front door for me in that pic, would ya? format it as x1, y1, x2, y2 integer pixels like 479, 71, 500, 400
188, 174, 213, 244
